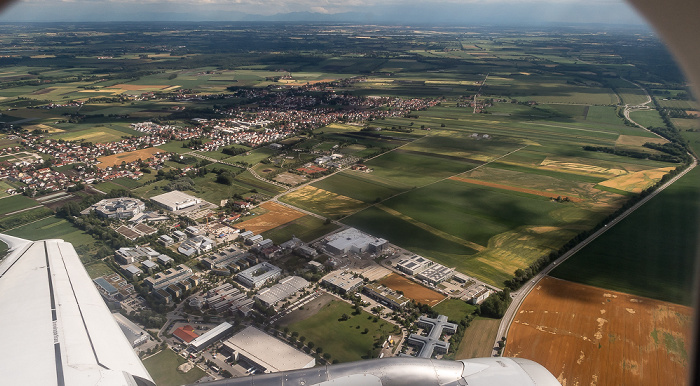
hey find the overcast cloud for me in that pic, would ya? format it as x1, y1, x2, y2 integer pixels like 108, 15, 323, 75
0, 0, 648, 25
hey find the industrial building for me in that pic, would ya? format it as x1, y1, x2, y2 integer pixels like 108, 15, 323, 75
222, 327, 315, 373
323, 228, 388, 256
123, 264, 143, 279
114, 246, 159, 265
143, 264, 193, 291
202, 247, 248, 272
416, 263, 454, 285
255, 276, 309, 308
82, 197, 145, 220
322, 270, 364, 294
178, 235, 214, 256
204, 283, 253, 314
396, 255, 433, 275
237, 262, 281, 288
156, 254, 173, 266
151, 190, 202, 212
188, 322, 234, 352
173, 325, 199, 344
407, 315, 457, 358
158, 234, 174, 246
466, 285, 492, 305
363, 282, 409, 309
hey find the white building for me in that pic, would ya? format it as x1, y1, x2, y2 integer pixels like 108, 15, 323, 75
396, 255, 433, 275
151, 190, 202, 212
188, 322, 234, 352
236, 262, 281, 288
323, 228, 388, 256
222, 327, 315, 373
83, 197, 145, 220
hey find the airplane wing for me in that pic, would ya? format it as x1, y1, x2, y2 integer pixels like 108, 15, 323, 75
0, 235, 155, 386
199, 356, 560, 386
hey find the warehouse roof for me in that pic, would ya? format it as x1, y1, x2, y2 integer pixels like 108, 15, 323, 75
223, 326, 314, 372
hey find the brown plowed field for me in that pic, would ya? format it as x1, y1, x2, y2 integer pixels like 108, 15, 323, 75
235, 201, 305, 234
379, 273, 445, 306
97, 147, 165, 169
505, 277, 691, 386
448, 176, 582, 202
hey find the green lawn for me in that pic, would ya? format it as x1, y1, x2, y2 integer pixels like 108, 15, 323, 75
84, 261, 117, 279
142, 349, 206, 386
432, 299, 477, 323
284, 300, 399, 363
261, 215, 340, 244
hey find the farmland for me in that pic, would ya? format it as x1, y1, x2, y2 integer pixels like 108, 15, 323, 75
234, 201, 306, 234
379, 273, 445, 306
261, 215, 340, 244
551, 132, 700, 306
454, 317, 501, 360
96, 147, 165, 169
505, 277, 691, 386
280, 186, 367, 218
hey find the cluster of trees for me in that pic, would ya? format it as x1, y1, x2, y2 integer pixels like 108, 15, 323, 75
582, 145, 686, 163
164, 177, 196, 192
478, 290, 512, 319
221, 146, 248, 156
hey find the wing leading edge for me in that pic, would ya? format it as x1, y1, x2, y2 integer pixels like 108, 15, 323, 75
0, 235, 154, 386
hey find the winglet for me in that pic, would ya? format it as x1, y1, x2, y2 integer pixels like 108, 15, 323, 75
0, 233, 31, 251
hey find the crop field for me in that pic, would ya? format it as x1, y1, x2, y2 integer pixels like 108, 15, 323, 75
597, 166, 675, 193
448, 176, 583, 202
616, 87, 650, 106
629, 110, 666, 128
506, 277, 691, 386
364, 150, 481, 186
454, 317, 500, 360
551, 132, 700, 306
234, 201, 306, 234
379, 273, 445, 306
281, 186, 367, 218
312, 172, 405, 203
96, 147, 165, 169
282, 299, 399, 363
0, 195, 39, 216
261, 215, 340, 244
615, 134, 667, 147
54, 127, 133, 143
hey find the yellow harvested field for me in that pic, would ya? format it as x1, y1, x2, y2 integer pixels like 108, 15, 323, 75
506, 277, 691, 386
540, 157, 626, 177
616, 135, 668, 147
283, 186, 366, 217
235, 201, 305, 234
598, 167, 675, 193
96, 147, 165, 169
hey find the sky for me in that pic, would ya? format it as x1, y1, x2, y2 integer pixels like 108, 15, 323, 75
0, 0, 648, 25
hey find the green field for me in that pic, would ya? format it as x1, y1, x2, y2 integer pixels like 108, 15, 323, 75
261, 215, 340, 244
432, 299, 477, 323
365, 150, 480, 186
551, 131, 700, 306
6, 217, 97, 249
0, 195, 39, 216
629, 109, 666, 128
312, 172, 405, 203
142, 349, 206, 386
84, 261, 116, 279
283, 300, 399, 363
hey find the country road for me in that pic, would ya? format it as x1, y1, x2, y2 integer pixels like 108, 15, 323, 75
493, 154, 697, 356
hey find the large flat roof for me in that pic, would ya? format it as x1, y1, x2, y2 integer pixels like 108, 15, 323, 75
223, 326, 314, 372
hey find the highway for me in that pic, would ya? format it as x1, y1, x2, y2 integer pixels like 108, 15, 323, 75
493, 154, 697, 356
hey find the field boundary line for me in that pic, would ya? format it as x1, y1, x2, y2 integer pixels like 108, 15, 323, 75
375, 203, 485, 252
